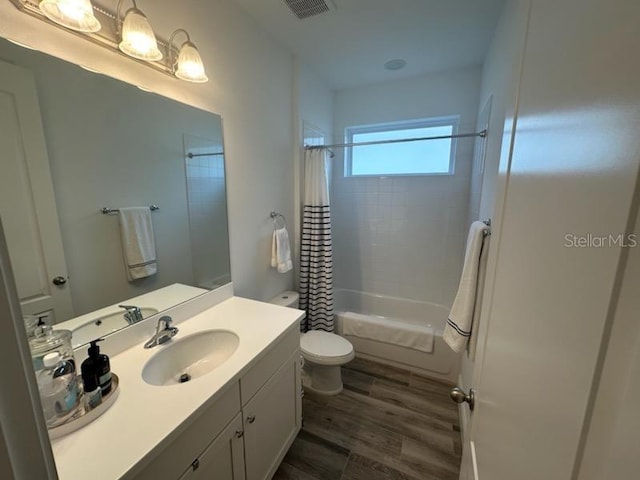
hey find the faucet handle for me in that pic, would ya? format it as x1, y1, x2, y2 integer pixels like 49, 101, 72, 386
158, 316, 173, 330
119, 304, 144, 324
119, 304, 140, 312
144, 316, 178, 349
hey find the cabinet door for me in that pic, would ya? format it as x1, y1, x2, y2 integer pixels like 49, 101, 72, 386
243, 353, 301, 480
179, 414, 246, 480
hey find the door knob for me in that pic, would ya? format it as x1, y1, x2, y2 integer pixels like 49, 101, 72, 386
450, 387, 475, 411
52, 276, 67, 286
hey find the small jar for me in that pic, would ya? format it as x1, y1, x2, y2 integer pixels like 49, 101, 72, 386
29, 326, 76, 372
23, 315, 40, 339
36, 352, 81, 427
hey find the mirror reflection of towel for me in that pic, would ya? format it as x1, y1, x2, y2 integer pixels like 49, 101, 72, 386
118, 207, 157, 281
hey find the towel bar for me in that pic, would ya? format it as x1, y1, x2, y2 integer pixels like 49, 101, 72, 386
101, 205, 159, 215
482, 218, 492, 237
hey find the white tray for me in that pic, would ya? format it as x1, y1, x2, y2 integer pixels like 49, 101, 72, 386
49, 373, 120, 440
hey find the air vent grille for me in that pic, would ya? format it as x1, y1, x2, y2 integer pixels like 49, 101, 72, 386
283, 0, 330, 19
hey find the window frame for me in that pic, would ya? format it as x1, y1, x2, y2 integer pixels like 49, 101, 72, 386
344, 116, 460, 178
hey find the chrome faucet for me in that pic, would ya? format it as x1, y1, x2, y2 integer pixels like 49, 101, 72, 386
119, 304, 144, 324
144, 316, 179, 349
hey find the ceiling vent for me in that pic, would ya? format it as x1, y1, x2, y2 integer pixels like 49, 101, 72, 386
283, 0, 333, 20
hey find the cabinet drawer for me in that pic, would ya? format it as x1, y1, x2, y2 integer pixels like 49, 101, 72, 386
240, 326, 299, 405
132, 383, 241, 480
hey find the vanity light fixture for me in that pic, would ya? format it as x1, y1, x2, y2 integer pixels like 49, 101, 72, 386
116, 0, 162, 61
10, 0, 209, 84
39, 0, 101, 32
169, 29, 208, 83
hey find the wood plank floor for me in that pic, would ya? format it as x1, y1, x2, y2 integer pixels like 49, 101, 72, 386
273, 357, 462, 480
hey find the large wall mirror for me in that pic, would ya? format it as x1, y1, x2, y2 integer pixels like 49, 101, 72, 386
0, 37, 231, 348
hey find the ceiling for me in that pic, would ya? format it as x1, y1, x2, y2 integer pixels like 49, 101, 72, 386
232, 0, 506, 90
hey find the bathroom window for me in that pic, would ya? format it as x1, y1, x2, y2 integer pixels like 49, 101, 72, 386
344, 116, 458, 176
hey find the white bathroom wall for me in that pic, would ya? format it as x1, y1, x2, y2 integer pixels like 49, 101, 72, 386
296, 62, 334, 139
293, 60, 334, 287
0, 0, 295, 301
332, 67, 481, 306
473, 0, 532, 222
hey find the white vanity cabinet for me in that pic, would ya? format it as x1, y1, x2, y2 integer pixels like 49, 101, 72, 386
177, 414, 246, 480
134, 325, 301, 480
242, 352, 301, 480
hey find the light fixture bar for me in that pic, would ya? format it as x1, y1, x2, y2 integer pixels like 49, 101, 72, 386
9, 0, 182, 79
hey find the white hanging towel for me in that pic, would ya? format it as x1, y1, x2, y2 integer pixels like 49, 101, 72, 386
118, 207, 157, 281
271, 226, 293, 273
444, 221, 489, 353
467, 233, 490, 359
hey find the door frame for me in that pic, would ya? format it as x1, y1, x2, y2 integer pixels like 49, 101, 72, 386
458, 1, 533, 476
0, 219, 58, 479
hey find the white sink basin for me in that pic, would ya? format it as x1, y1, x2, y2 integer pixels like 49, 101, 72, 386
142, 330, 239, 386
71, 308, 159, 347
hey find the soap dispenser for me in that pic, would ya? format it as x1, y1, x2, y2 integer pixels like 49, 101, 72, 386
81, 339, 112, 395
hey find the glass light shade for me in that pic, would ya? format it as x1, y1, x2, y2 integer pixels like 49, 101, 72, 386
39, 0, 101, 33
175, 42, 208, 83
118, 8, 163, 62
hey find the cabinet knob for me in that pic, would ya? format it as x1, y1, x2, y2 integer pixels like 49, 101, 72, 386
235, 429, 244, 438
191, 459, 200, 472
247, 414, 256, 424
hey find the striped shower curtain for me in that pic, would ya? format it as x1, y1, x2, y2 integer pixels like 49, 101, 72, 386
299, 149, 334, 332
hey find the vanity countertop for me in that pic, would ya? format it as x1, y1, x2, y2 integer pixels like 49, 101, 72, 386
50, 296, 303, 480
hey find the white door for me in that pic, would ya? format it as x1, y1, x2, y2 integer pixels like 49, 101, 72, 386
460, 0, 640, 479
0, 60, 73, 322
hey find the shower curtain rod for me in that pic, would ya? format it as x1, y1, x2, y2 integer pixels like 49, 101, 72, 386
304, 129, 487, 151
186, 152, 224, 158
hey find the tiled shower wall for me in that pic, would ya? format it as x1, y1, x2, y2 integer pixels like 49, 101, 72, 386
331, 154, 474, 307
332, 67, 481, 307
184, 135, 231, 289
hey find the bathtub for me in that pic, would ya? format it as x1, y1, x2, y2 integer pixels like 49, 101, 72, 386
334, 289, 460, 383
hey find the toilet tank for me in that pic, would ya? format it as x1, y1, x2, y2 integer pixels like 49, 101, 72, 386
268, 291, 299, 309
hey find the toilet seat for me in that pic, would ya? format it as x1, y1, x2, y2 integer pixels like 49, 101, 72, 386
300, 331, 355, 366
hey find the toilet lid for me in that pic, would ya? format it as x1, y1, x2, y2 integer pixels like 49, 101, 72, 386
300, 331, 353, 362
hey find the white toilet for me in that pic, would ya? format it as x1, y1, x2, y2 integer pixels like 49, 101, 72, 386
269, 291, 354, 395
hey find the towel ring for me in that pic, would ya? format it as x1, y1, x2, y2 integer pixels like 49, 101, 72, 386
270, 211, 287, 229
